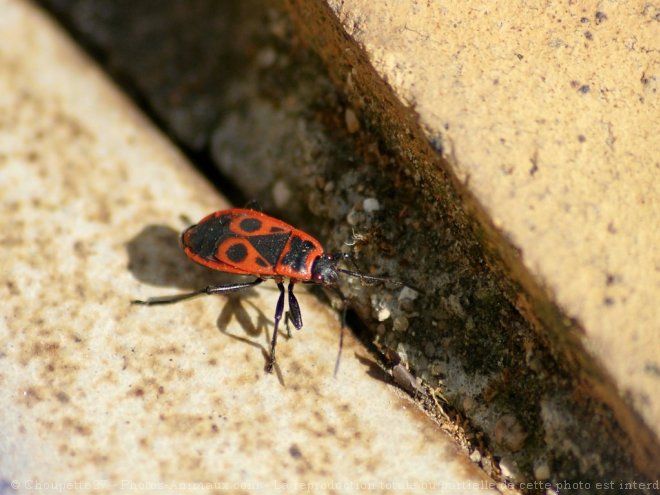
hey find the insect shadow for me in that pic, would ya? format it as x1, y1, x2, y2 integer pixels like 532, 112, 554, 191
127, 224, 231, 289
354, 352, 393, 386
215, 296, 288, 383
126, 224, 280, 355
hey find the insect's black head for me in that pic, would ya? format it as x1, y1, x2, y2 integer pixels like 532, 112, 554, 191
310, 254, 340, 286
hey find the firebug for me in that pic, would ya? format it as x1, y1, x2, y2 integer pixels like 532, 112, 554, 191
132, 208, 396, 373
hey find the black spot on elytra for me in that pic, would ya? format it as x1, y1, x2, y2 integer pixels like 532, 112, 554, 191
226, 243, 248, 263
240, 218, 262, 233
185, 214, 234, 260
281, 236, 316, 272
247, 233, 290, 266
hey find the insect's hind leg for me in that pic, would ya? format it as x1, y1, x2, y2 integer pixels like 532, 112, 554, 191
266, 281, 286, 373
283, 280, 303, 337
131, 278, 264, 306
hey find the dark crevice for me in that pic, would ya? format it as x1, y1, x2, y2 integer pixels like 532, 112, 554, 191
37, 0, 249, 207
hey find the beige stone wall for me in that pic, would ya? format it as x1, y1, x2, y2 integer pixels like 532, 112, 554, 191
287, 0, 659, 482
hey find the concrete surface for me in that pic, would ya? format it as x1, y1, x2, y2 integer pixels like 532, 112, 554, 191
286, 0, 660, 484
0, 1, 503, 493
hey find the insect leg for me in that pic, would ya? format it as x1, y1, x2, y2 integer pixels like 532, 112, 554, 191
300, 282, 347, 376
131, 278, 264, 306
283, 280, 303, 338
242, 199, 263, 211
331, 287, 348, 377
283, 313, 292, 338
287, 281, 303, 330
265, 281, 286, 373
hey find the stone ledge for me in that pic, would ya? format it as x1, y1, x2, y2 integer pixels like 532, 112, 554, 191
285, 0, 659, 484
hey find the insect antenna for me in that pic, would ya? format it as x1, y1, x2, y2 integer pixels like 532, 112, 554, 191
337, 267, 425, 294
336, 268, 402, 285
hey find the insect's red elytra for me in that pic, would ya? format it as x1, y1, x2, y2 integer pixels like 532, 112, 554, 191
132, 207, 398, 373
182, 208, 326, 281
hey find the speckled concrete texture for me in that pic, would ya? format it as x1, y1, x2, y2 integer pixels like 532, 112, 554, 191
0, 1, 501, 493
286, 0, 660, 483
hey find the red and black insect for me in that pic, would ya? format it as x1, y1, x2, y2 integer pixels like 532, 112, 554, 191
132, 208, 395, 372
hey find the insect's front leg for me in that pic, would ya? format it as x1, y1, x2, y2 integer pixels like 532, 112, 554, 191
131, 278, 264, 306
326, 286, 348, 377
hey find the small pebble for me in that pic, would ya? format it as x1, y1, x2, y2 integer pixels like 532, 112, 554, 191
534, 460, 551, 480
345, 108, 360, 133
430, 360, 446, 376
362, 197, 380, 213
398, 286, 419, 302
393, 316, 409, 332
494, 414, 527, 452
377, 308, 391, 321
272, 180, 291, 208
346, 209, 361, 226
499, 456, 521, 481
256, 47, 276, 67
